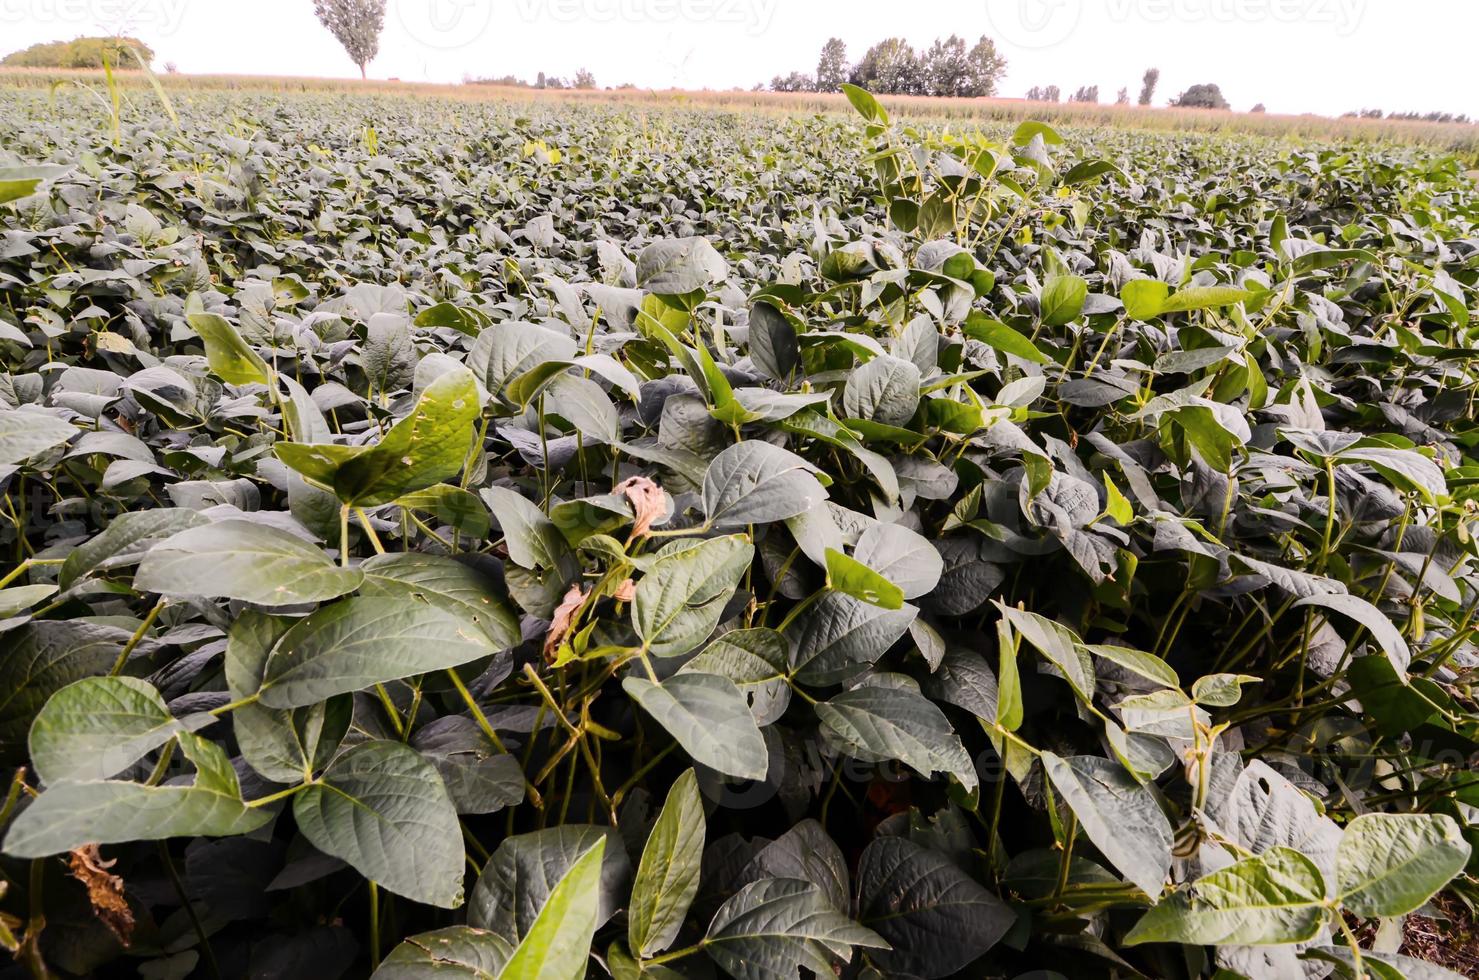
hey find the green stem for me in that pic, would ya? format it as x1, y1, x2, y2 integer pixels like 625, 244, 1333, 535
368, 880, 381, 970
109, 598, 167, 677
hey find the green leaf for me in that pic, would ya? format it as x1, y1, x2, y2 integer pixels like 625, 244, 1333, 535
825, 548, 904, 610
790, 592, 917, 686
1124, 847, 1328, 947
59, 508, 210, 589
633, 535, 753, 658
962, 314, 1050, 364
636, 237, 727, 296
853, 522, 943, 600
1158, 285, 1259, 314
412, 718, 524, 816
259, 598, 497, 709
817, 685, 977, 791
0, 622, 132, 761
293, 740, 465, 908
1121, 279, 1171, 320
393, 484, 492, 539
276, 367, 480, 506
996, 603, 1095, 702
187, 308, 271, 386
1294, 592, 1410, 674
840, 83, 888, 124
704, 878, 886, 980
702, 441, 828, 530
1041, 753, 1173, 898
360, 553, 520, 649
1191, 673, 1260, 707
134, 520, 363, 606
628, 770, 705, 957
29, 676, 209, 785
0, 409, 75, 465
843, 353, 920, 427
375, 927, 513, 978
3, 737, 270, 858
481, 486, 573, 572
1335, 814, 1471, 918
468, 826, 630, 942
856, 837, 1013, 977
1040, 274, 1088, 326
1306, 946, 1469, 980
622, 673, 768, 780
498, 839, 606, 980
1102, 474, 1133, 524
0, 164, 69, 205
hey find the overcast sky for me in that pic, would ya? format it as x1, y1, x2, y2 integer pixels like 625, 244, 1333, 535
2, 0, 1473, 118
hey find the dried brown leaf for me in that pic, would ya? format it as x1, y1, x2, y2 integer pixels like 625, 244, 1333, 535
68, 845, 133, 946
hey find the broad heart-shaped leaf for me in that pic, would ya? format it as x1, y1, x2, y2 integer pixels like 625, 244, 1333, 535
1124, 847, 1328, 947
623, 673, 768, 780
853, 522, 943, 600
1040, 274, 1088, 326
468, 826, 631, 943
499, 839, 605, 980
276, 367, 479, 506
360, 552, 521, 649
187, 308, 270, 385
1294, 592, 1411, 673
411, 717, 524, 816
843, 353, 921, 427
292, 740, 464, 909
704, 878, 886, 980
469, 321, 578, 401
629, 770, 705, 957
633, 535, 753, 658
996, 603, 1095, 702
0, 409, 75, 465
701, 441, 828, 530
825, 548, 904, 610
374, 927, 513, 978
3, 735, 269, 858
790, 592, 918, 686
1041, 753, 1173, 899
816, 685, 977, 791
637, 237, 727, 296
1335, 813, 1471, 918
856, 837, 1014, 979
258, 598, 497, 709
134, 520, 363, 607
227, 612, 351, 783
29, 676, 210, 785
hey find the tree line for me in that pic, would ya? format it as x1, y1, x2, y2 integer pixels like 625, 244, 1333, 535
770, 36, 1007, 98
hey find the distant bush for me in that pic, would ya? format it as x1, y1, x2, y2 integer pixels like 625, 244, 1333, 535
1, 36, 153, 69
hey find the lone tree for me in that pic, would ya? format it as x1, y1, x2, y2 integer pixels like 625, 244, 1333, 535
314, 0, 386, 79
1138, 67, 1160, 105
816, 37, 848, 92
1171, 83, 1230, 109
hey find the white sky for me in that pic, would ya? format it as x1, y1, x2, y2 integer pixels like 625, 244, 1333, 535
1, 0, 1474, 118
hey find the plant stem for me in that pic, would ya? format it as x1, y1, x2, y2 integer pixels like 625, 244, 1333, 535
109, 597, 167, 676
160, 841, 220, 979
368, 880, 381, 970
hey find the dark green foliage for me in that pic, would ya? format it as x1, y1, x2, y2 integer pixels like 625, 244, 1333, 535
0, 80, 1476, 980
